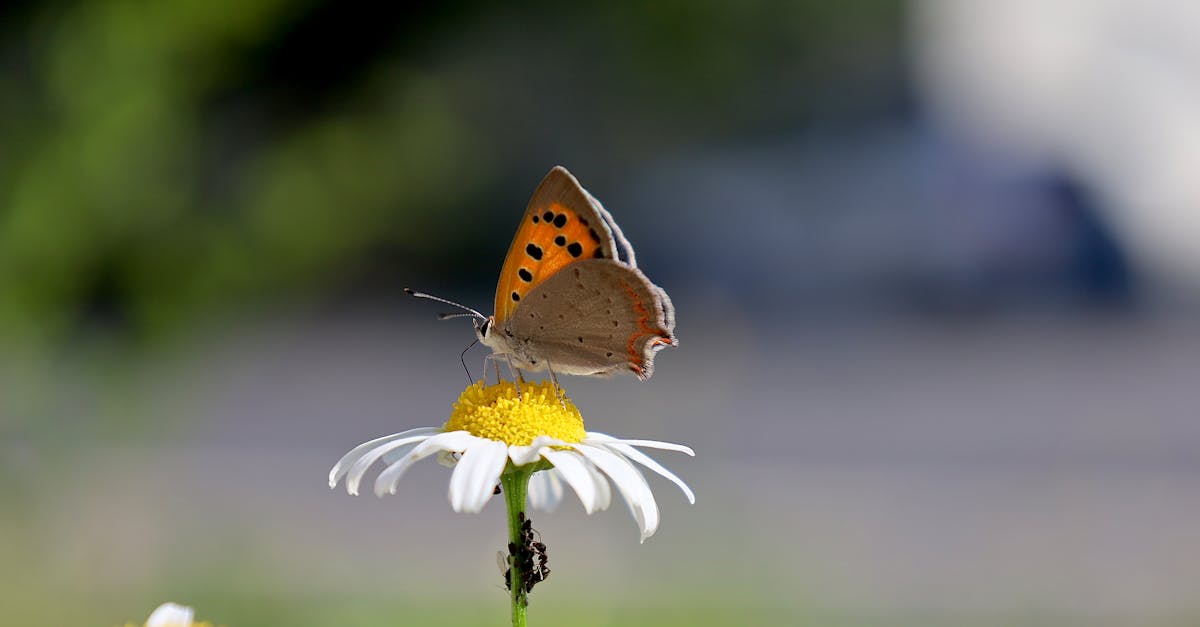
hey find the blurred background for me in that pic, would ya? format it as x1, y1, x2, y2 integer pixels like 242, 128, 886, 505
2, 1, 1199, 625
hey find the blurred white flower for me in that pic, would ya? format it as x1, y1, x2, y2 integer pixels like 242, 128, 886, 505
132, 602, 210, 627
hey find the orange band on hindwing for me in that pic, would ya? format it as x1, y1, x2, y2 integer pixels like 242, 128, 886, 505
620, 281, 673, 377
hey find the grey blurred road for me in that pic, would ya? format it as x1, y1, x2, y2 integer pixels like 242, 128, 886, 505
7, 295, 1199, 624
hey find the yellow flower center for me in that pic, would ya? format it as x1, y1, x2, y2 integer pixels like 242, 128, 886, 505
444, 381, 586, 446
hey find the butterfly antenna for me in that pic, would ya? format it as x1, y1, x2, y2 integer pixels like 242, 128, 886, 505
404, 288, 487, 320
460, 337, 479, 383
438, 312, 480, 321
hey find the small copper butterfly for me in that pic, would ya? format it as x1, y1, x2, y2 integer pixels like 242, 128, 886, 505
409, 166, 676, 381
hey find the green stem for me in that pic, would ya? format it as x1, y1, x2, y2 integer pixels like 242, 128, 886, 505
501, 465, 534, 627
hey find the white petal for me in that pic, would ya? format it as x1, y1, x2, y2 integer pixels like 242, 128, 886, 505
601, 442, 695, 504
528, 469, 565, 512
146, 602, 193, 627
372, 431, 481, 497
449, 439, 509, 513
542, 449, 600, 514
586, 461, 613, 511
585, 432, 695, 456
344, 436, 430, 495
436, 450, 460, 468
386, 439, 443, 465
411, 430, 480, 457
328, 427, 441, 487
508, 435, 565, 466
507, 445, 537, 467
577, 444, 660, 542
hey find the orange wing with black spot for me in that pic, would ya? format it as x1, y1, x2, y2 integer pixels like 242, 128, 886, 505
493, 167, 627, 322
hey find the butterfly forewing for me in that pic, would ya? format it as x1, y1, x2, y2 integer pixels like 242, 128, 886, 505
504, 259, 676, 380
494, 167, 624, 322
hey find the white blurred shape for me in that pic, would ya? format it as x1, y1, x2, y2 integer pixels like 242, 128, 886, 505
146, 602, 194, 627
914, 0, 1200, 286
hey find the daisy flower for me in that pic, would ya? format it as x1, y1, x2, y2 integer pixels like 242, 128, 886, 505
328, 381, 695, 542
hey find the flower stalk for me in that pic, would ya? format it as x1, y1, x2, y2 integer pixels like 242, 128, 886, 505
502, 464, 534, 627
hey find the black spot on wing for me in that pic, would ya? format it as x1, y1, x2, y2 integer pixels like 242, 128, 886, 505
542, 211, 554, 222
553, 213, 567, 228
589, 228, 601, 242
518, 268, 533, 282
554, 235, 566, 246
567, 242, 583, 258
511, 291, 521, 302
525, 243, 543, 260
531, 215, 539, 224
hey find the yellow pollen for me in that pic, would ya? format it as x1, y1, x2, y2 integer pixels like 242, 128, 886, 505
444, 381, 586, 446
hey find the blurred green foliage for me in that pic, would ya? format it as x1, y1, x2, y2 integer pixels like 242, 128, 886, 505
0, 0, 901, 347
1, 0, 479, 345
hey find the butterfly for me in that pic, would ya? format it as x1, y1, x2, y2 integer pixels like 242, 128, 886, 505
409, 166, 676, 381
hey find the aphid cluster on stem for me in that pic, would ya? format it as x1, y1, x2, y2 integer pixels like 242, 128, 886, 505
504, 512, 550, 597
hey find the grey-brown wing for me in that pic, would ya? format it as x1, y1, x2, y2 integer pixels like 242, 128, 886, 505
506, 259, 676, 380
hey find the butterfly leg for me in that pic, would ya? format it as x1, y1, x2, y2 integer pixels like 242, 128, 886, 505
480, 353, 498, 385
546, 361, 566, 408
505, 355, 526, 399
491, 357, 503, 387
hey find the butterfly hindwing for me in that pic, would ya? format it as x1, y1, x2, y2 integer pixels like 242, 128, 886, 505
504, 259, 676, 380
494, 167, 627, 322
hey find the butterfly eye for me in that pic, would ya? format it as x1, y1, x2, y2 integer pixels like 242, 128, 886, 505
478, 318, 491, 337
